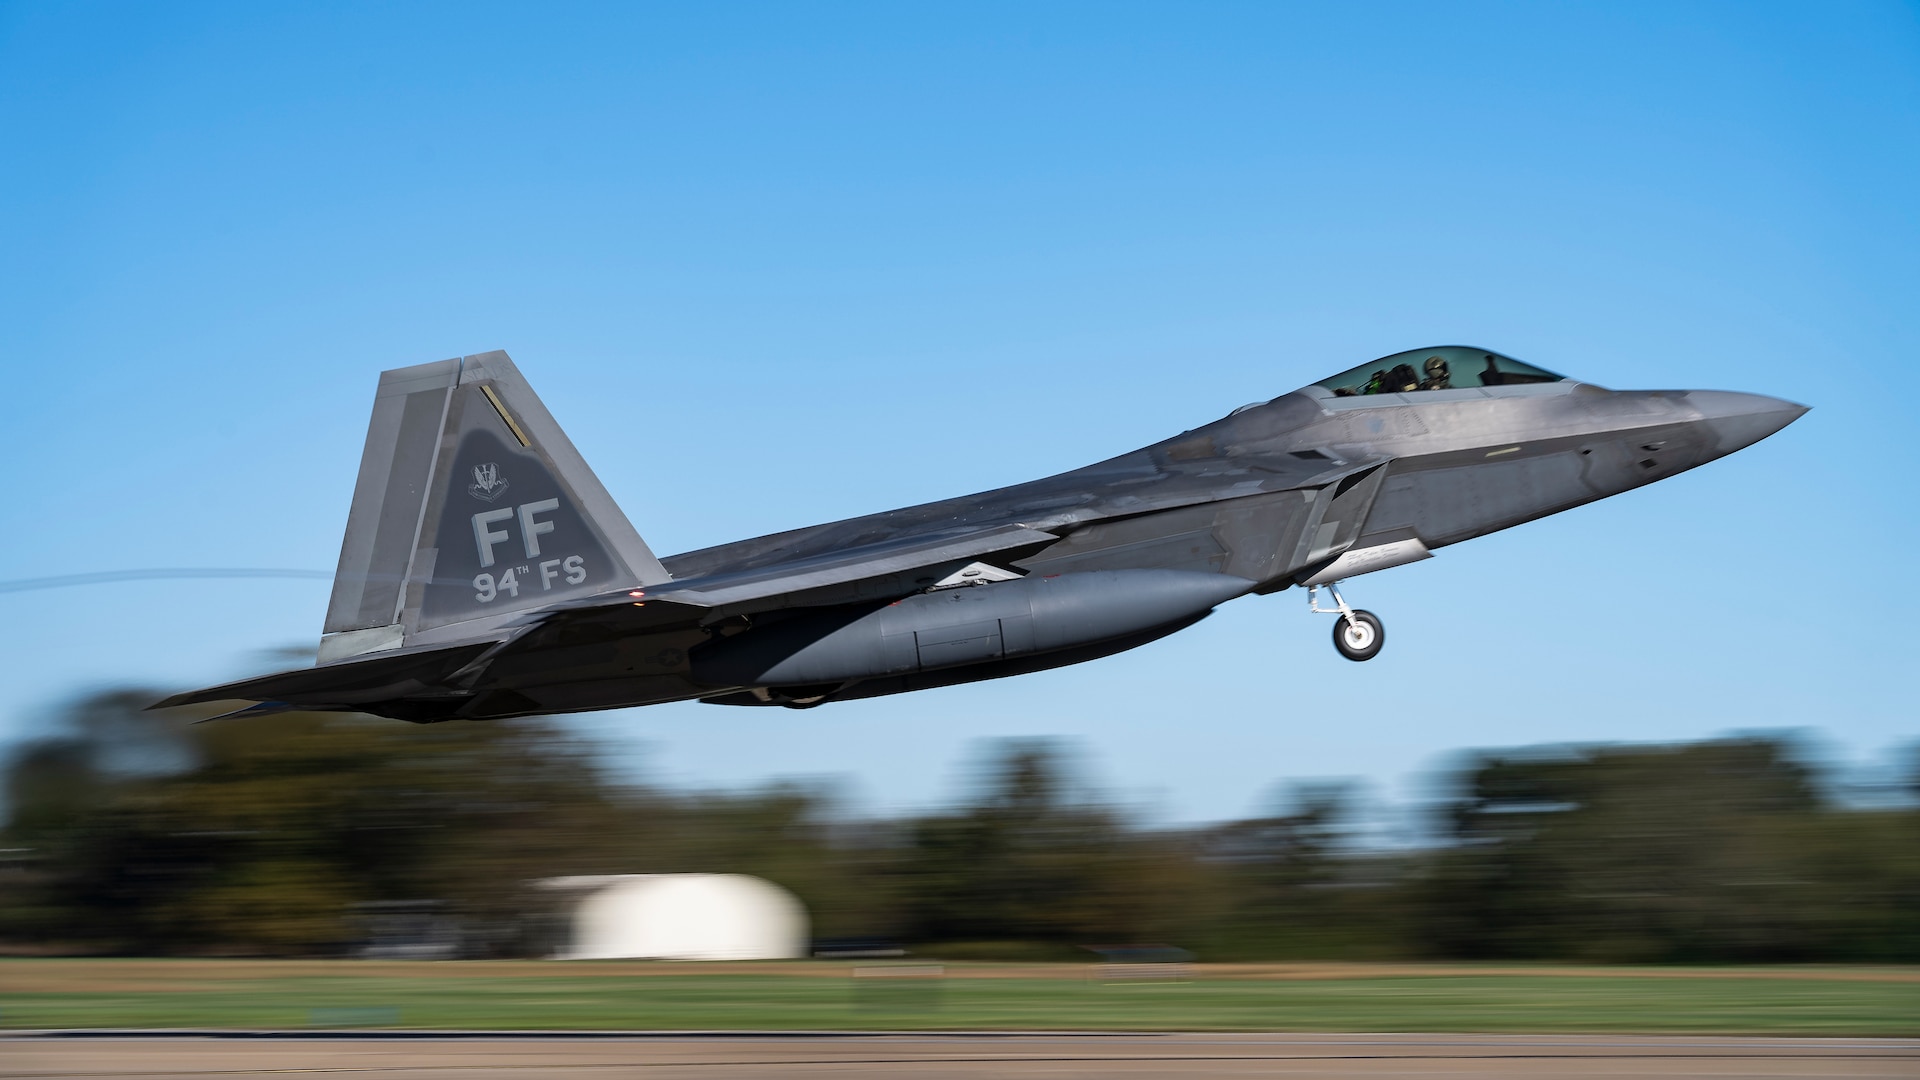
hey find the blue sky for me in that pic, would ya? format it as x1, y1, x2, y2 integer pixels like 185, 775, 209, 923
2, 2, 1915, 823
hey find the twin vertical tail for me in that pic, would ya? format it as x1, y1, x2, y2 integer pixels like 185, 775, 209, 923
319, 351, 669, 663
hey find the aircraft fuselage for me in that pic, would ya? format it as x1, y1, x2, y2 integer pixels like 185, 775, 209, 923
155, 348, 1805, 720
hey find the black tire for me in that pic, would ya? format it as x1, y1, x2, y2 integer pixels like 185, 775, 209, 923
1332, 610, 1384, 662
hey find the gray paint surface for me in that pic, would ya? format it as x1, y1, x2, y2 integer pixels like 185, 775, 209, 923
159, 346, 1806, 722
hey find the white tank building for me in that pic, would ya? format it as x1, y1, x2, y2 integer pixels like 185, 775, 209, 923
539, 874, 808, 961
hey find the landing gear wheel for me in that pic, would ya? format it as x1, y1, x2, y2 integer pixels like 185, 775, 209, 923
1332, 610, 1384, 662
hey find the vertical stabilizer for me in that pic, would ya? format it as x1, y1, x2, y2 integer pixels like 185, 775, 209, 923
320, 351, 667, 662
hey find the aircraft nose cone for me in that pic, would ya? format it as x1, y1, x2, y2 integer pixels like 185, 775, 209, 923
1686, 391, 1809, 453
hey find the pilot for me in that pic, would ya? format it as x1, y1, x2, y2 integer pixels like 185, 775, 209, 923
1419, 356, 1451, 390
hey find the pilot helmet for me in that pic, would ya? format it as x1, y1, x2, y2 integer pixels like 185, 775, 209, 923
1424, 356, 1449, 378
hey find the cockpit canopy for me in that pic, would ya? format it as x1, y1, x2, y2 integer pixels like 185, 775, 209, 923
1315, 346, 1567, 398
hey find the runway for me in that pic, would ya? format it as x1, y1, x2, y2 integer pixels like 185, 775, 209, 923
4, 1032, 1915, 1079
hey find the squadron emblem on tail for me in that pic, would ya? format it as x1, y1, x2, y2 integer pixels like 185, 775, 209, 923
468, 463, 509, 502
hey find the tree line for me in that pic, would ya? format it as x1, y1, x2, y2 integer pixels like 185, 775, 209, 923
2, 687, 1914, 961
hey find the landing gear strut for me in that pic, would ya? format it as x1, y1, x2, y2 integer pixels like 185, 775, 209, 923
1309, 582, 1385, 662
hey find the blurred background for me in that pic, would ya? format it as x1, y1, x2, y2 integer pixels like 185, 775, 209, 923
2, 691, 1916, 962
2, 2, 1917, 968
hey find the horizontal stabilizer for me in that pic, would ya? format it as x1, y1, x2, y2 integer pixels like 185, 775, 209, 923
194, 701, 323, 723
151, 640, 494, 710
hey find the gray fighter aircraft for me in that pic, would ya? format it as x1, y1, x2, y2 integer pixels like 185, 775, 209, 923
157, 347, 1805, 721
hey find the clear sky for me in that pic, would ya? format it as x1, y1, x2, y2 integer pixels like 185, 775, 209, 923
2, 2, 1915, 823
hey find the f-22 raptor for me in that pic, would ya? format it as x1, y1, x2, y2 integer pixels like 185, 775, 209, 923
159, 347, 1805, 721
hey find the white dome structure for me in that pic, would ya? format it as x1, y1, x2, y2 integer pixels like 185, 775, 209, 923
547, 874, 808, 961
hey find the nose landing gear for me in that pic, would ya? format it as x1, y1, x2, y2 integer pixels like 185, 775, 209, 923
1309, 582, 1385, 662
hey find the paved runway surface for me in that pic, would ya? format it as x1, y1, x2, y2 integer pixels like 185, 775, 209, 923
4, 1033, 1916, 1079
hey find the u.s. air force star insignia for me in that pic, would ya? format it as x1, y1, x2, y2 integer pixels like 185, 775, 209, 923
468, 462, 509, 502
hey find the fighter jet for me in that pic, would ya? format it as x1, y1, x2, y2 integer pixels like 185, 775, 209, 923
156, 347, 1805, 721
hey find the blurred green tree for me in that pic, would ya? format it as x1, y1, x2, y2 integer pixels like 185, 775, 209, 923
2, 692, 631, 954
1416, 737, 1920, 962
1191, 781, 1411, 959
894, 741, 1196, 953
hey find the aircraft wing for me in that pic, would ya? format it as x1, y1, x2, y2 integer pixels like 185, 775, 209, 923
501, 523, 1063, 645
620, 523, 1057, 609
153, 523, 1062, 712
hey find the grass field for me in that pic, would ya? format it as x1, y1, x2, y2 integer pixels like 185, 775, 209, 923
2, 959, 1915, 1034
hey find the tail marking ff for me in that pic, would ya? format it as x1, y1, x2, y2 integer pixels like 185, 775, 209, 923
319, 350, 667, 662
